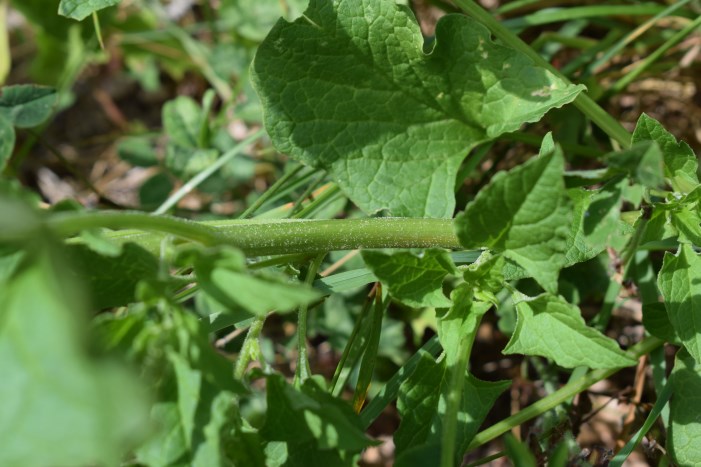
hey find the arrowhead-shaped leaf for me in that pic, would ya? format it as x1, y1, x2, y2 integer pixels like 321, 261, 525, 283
504, 293, 637, 368
658, 244, 701, 363
454, 150, 572, 292
633, 113, 699, 194
252, 0, 583, 217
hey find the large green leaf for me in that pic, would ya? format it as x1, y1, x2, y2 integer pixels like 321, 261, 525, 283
0, 248, 148, 465
0, 84, 56, 128
632, 113, 698, 194
58, 0, 120, 21
658, 244, 701, 363
455, 151, 572, 292
362, 249, 456, 308
252, 0, 583, 217
669, 349, 701, 465
503, 293, 637, 368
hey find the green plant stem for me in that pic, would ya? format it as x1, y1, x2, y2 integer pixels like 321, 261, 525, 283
466, 335, 663, 451
454, 0, 632, 149
54, 214, 462, 256
609, 15, 701, 94
154, 129, 265, 214
441, 321, 480, 467
47, 211, 224, 245
210, 217, 461, 255
92, 11, 105, 50
295, 253, 326, 385
234, 315, 267, 380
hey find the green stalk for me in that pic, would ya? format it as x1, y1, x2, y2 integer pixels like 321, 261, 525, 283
92, 11, 105, 50
42, 212, 462, 256
441, 322, 479, 467
466, 335, 663, 451
209, 217, 461, 255
453, 0, 632, 148
47, 211, 224, 245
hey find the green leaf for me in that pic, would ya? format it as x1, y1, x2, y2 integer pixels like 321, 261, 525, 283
362, 249, 456, 308
118, 136, 159, 167
504, 434, 537, 467
632, 113, 699, 194
139, 172, 174, 209
455, 150, 572, 292
185, 246, 321, 316
564, 179, 624, 265
192, 393, 237, 466
658, 244, 701, 363
669, 349, 701, 465
58, 0, 120, 21
135, 403, 188, 466
168, 351, 202, 450
0, 248, 148, 466
642, 302, 680, 344
164, 95, 204, 149
670, 206, 701, 245
436, 284, 490, 367
606, 141, 664, 189
0, 115, 14, 170
221, 0, 307, 42
193, 392, 266, 467
261, 374, 374, 452
66, 242, 160, 309
252, 0, 583, 217
504, 293, 637, 368
394, 351, 509, 459
0, 84, 56, 128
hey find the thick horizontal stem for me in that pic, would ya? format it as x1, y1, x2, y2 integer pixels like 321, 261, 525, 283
207, 217, 462, 255
46, 211, 462, 256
